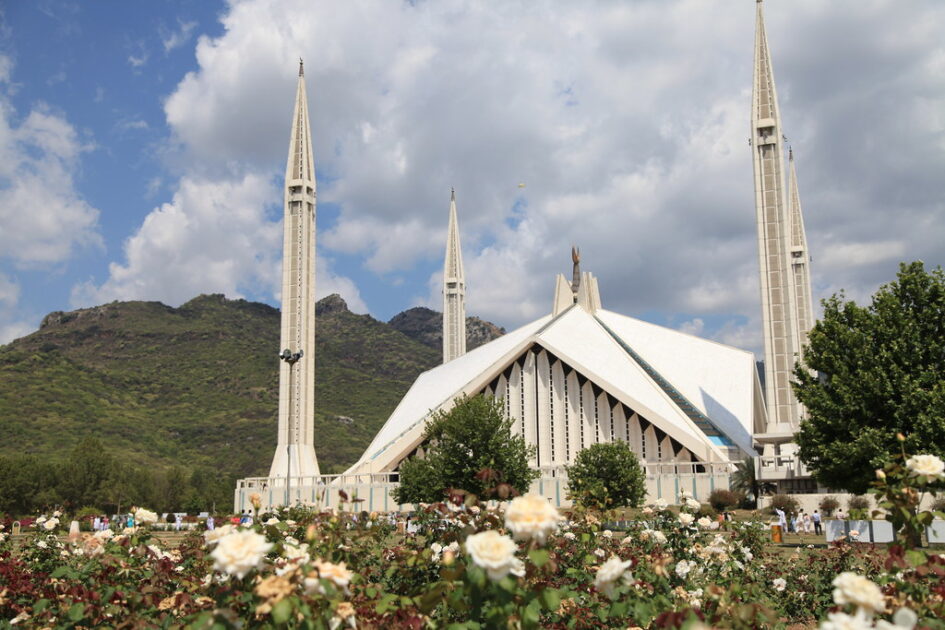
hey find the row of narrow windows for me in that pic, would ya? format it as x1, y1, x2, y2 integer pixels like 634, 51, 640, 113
479, 346, 698, 469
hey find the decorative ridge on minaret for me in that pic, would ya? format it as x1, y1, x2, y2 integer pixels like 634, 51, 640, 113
269, 63, 320, 484
787, 147, 815, 358
571, 246, 581, 298
442, 187, 466, 364
751, 0, 802, 437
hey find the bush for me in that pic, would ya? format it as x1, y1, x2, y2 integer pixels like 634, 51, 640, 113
818, 495, 840, 516
708, 488, 739, 511
566, 442, 646, 510
768, 494, 800, 516
847, 495, 870, 519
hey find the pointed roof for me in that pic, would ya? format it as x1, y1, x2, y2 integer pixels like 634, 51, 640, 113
286, 64, 316, 184
752, 0, 782, 127
444, 188, 464, 282
787, 149, 808, 251
348, 302, 759, 474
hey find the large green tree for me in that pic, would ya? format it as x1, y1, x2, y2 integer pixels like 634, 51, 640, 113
795, 261, 945, 494
566, 441, 646, 510
392, 395, 538, 504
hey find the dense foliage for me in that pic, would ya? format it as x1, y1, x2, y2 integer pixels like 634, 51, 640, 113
392, 395, 538, 504
0, 438, 232, 516
566, 442, 646, 510
1, 451, 943, 629
0, 294, 440, 481
795, 261, 945, 493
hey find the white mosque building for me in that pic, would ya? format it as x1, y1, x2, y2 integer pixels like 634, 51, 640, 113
235, 0, 814, 512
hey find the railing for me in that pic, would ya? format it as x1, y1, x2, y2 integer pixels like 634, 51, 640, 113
757, 454, 809, 480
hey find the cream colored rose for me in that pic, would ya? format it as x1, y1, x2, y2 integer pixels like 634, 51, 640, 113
43, 518, 59, 531
773, 578, 786, 592
134, 508, 159, 526
905, 454, 945, 479
210, 529, 273, 579
685, 498, 701, 511
594, 556, 633, 599
204, 524, 236, 545
94, 529, 114, 541
679, 513, 695, 527
464, 530, 519, 581
819, 610, 874, 630
832, 572, 885, 613
697, 517, 713, 529
304, 559, 353, 594
504, 494, 562, 545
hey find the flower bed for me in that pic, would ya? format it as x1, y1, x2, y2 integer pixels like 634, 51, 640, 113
1, 453, 944, 628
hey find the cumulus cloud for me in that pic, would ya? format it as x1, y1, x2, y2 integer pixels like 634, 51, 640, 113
0, 56, 102, 267
107, 0, 945, 354
74, 174, 367, 313
0, 273, 31, 344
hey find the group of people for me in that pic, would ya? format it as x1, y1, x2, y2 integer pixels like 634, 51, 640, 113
774, 507, 823, 535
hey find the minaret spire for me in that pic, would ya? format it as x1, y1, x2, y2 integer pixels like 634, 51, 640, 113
787, 148, 815, 356
269, 64, 320, 482
442, 188, 467, 363
751, 0, 801, 437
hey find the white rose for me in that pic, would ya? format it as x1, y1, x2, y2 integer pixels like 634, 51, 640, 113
832, 572, 885, 613
504, 495, 562, 545
134, 509, 159, 526
773, 578, 787, 592
621, 534, 633, 545
594, 556, 633, 599
36, 516, 46, 525
265, 517, 280, 525
94, 529, 114, 541
675, 559, 693, 578
875, 607, 918, 630
210, 529, 273, 579
36, 540, 48, 549
653, 499, 668, 510
679, 513, 695, 527
601, 530, 613, 538
204, 524, 235, 546
53, 510, 62, 518
685, 498, 701, 511
819, 610, 875, 630
593, 548, 606, 559
43, 518, 58, 531
697, 517, 712, 529
905, 454, 945, 479
563, 532, 576, 541
430, 542, 443, 555
464, 530, 519, 582
303, 559, 353, 595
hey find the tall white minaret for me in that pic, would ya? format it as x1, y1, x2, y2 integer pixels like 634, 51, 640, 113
442, 188, 466, 363
269, 60, 320, 479
751, 0, 801, 437
787, 148, 815, 358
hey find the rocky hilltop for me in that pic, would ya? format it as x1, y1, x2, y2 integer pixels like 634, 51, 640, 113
388, 307, 506, 351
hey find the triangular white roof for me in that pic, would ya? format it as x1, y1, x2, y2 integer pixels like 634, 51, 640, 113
346, 304, 759, 474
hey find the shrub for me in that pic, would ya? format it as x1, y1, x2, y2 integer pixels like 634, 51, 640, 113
566, 442, 646, 510
768, 494, 800, 516
818, 495, 840, 516
847, 495, 870, 519
708, 488, 739, 511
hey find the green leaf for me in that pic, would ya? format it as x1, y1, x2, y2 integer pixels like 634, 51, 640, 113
905, 549, 927, 567
539, 588, 561, 612
271, 599, 292, 625
50, 566, 78, 580
528, 549, 550, 568
67, 603, 85, 622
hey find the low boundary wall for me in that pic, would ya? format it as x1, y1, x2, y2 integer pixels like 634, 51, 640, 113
234, 462, 734, 514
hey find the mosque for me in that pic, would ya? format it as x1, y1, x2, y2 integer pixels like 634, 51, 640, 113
235, 0, 814, 511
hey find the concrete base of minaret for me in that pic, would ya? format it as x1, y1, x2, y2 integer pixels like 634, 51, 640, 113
268, 443, 320, 479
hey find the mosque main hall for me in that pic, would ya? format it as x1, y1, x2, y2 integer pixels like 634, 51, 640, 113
236, 0, 815, 511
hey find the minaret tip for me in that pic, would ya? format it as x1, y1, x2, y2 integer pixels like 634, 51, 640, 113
450, 187, 455, 201
299, 58, 304, 76
788, 146, 794, 160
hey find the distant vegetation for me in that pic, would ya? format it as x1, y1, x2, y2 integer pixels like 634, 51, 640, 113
0, 293, 507, 515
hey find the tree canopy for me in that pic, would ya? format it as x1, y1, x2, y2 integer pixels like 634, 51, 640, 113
392, 395, 538, 505
565, 441, 646, 510
794, 261, 945, 494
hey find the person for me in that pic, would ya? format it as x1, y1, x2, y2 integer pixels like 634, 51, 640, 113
836, 509, 845, 521
803, 512, 812, 534
102, 516, 109, 531
206, 515, 215, 530
813, 510, 822, 535
174, 514, 183, 532
790, 514, 798, 534
126, 513, 134, 528
775, 507, 787, 532
93, 516, 101, 532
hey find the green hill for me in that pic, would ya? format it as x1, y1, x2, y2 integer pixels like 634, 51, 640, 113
0, 293, 442, 480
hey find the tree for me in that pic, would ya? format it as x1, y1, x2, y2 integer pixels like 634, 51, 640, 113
794, 262, 945, 494
392, 395, 538, 505
730, 457, 774, 507
565, 442, 646, 510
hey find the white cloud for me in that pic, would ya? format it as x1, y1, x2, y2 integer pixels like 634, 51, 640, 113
0, 57, 102, 267
95, 0, 945, 355
0, 272, 31, 344
74, 173, 367, 313
161, 19, 197, 54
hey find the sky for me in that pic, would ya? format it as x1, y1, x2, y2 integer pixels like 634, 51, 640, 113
1, 0, 943, 357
